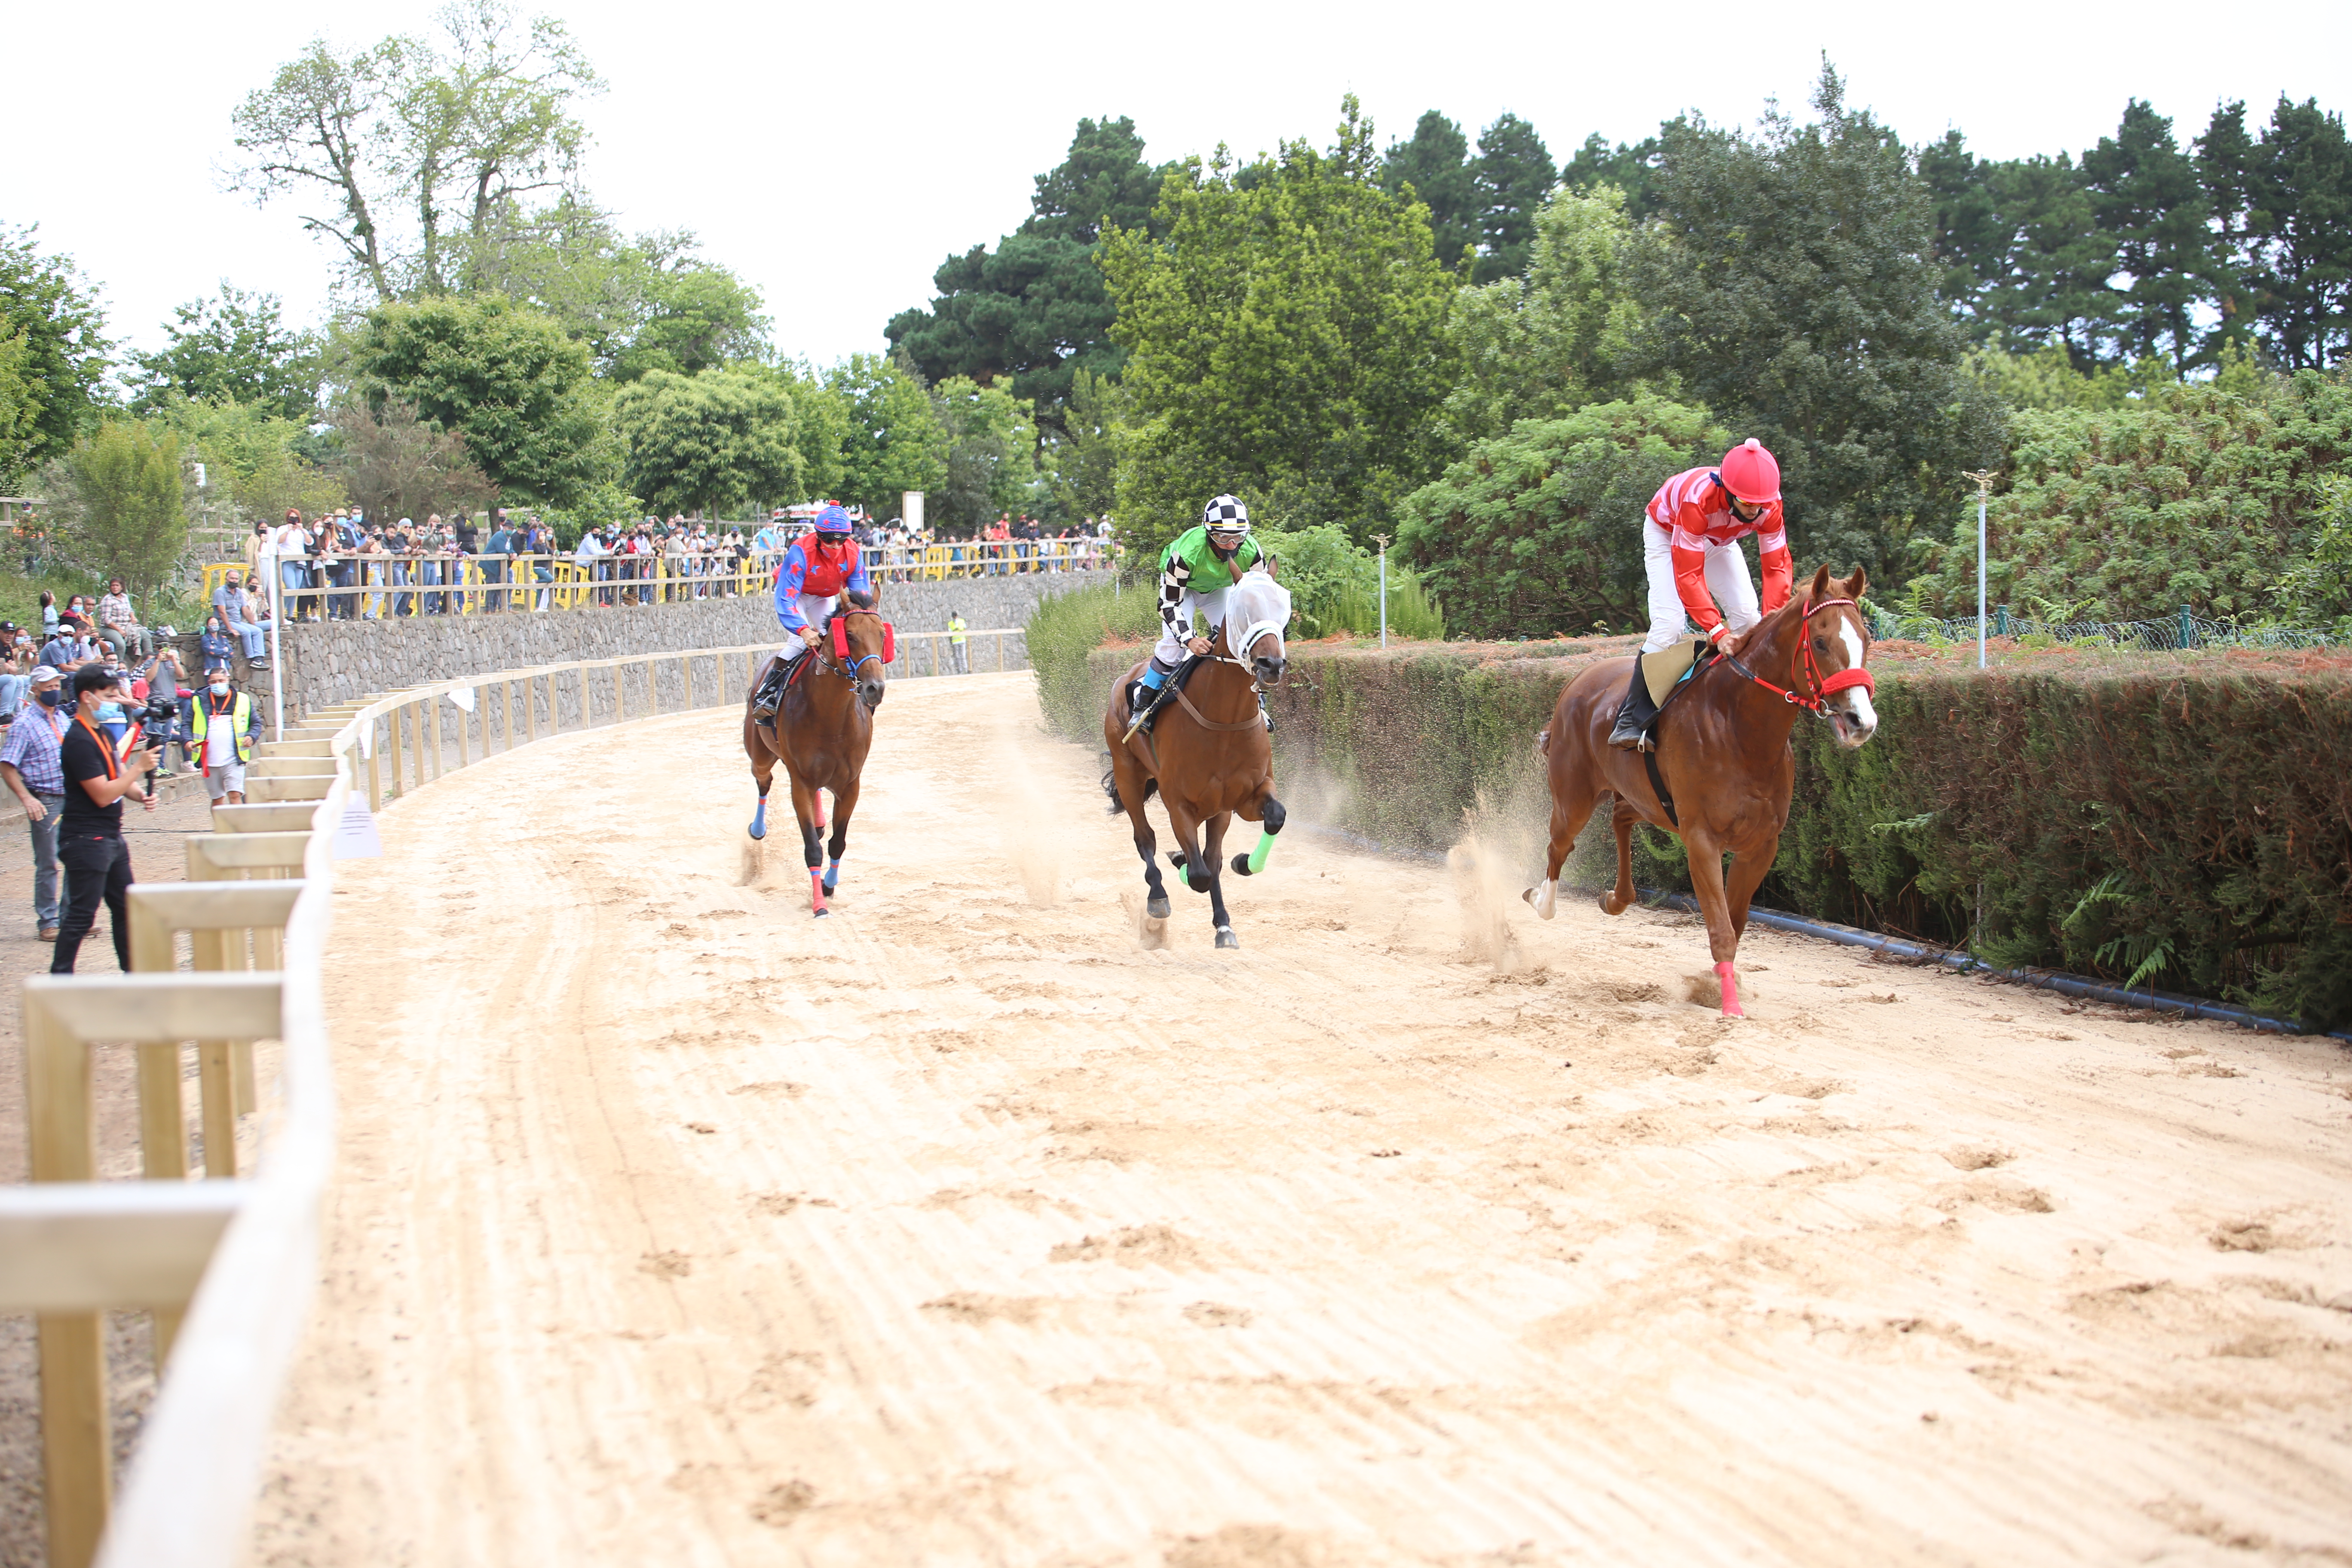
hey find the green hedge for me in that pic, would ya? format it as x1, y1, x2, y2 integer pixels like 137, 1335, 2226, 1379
1035, 616, 2352, 1030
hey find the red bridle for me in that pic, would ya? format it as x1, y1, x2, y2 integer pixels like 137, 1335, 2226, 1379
1727, 597, 1876, 715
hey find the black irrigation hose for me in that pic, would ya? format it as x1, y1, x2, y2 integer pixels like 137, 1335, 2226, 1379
1295, 824, 2352, 1044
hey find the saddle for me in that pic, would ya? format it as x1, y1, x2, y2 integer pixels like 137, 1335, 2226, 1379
1640, 639, 1711, 713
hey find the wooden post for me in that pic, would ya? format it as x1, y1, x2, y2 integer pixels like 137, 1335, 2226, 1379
456, 688, 472, 769
614, 663, 625, 723
683, 652, 695, 710
365, 717, 382, 808
524, 674, 539, 744
26, 998, 109, 1568
998, 631, 1006, 672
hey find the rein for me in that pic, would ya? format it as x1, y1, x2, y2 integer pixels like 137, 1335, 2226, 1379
1720, 597, 1876, 716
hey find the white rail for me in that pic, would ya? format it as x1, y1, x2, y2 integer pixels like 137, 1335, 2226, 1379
5, 629, 1027, 1568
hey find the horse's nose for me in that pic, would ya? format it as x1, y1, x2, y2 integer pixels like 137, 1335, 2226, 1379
863, 680, 886, 708
1256, 656, 1286, 684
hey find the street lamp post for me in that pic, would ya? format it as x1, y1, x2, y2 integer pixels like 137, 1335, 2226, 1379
1374, 533, 1390, 649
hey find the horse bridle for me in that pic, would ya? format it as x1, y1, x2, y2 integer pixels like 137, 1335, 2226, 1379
1212, 620, 1286, 690
1720, 597, 1876, 716
813, 609, 888, 696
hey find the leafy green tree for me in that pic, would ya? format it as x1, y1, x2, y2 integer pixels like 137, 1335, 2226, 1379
1561, 131, 1665, 220
826, 353, 947, 521
613, 368, 802, 517
777, 370, 847, 500
1398, 395, 1725, 639
1902, 371, 2352, 620
2081, 101, 2214, 372
1381, 112, 1479, 270
888, 116, 1168, 430
1472, 112, 1558, 282
1439, 185, 1648, 451
159, 397, 345, 523
53, 422, 190, 598
1099, 96, 1458, 551
930, 375, 1038, 533
1629, 63, 2004, 582
2275, 471, 2352, 631
1046, 368, 1124, 523
2242, 97, 2352, 370
332, 398, 498, 522
127, 283, 322, 422
614, 264, 769, 380
346, 293, 614, 505
0, 225, 113, 484
228, 2, 602, 301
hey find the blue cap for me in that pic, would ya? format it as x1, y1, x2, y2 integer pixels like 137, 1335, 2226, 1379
814, 505, 853, 534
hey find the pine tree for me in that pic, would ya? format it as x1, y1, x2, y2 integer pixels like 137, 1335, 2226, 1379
2082, 100, 2213, 371
1472, 113, 1557, 282
1381, 111, 1479, 270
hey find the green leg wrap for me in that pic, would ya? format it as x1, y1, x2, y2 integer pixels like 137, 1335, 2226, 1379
1247, 829, 1276, 875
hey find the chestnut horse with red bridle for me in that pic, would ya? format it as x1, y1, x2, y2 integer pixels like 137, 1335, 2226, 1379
743, 603, 892, 917
1525, 566, 1880, 1016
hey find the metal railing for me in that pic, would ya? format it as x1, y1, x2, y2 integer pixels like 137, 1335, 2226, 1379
199, 540, 1115, 621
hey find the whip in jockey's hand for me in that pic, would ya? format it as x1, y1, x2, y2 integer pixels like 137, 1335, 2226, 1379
1608, 439, 1792, 751
1130, 494, 1265, 725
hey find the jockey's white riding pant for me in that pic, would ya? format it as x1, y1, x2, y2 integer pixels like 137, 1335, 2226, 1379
781, 591, 838, 650
1642, 518, 1761, 653
1152, 588, 1228, 666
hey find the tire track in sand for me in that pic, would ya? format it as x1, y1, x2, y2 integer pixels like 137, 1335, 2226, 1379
254, 671, 2352, 1567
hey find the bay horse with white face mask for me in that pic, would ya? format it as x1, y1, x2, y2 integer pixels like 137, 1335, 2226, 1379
1102, 565, 1292, 949
1525, 565, 1881, 1016
744, 601, 892, 917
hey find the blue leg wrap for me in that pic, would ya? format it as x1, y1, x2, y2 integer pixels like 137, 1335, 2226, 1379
823, 857, 841, 894
749, 796, 768, 840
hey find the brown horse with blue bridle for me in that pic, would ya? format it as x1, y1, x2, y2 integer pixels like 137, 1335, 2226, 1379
743, 603, 893, 917
1525, 565, 1880, 1016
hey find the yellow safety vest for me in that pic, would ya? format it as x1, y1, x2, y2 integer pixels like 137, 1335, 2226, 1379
191, 691, 255, 766
948, 616, 967, 645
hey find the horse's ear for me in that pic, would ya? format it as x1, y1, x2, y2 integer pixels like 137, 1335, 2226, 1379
1846, 565, 1868, 602
1807, 563, 1831, 603
1264, 552, 1280, 580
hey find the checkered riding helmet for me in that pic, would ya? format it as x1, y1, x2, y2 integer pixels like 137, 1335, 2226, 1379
1202, 494, 1250, 539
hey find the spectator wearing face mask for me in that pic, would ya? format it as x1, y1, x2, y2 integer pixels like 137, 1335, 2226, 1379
192, 667, 261, 807
0, 665, 74, 940
52, 663, 163, 974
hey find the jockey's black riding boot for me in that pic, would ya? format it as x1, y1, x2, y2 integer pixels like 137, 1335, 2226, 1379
1607, 661, 1659, 751
1127, 657, 1176, 730
751, 654, 793, 724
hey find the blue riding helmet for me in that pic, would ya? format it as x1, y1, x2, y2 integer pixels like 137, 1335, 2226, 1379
814, 505, 854, 535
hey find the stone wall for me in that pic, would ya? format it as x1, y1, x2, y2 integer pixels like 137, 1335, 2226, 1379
187, 571, 1098, 725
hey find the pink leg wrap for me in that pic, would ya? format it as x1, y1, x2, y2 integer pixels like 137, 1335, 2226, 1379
1716, 960, 1743, 1017
809, 869, 828, 916
811, 790, 827, 830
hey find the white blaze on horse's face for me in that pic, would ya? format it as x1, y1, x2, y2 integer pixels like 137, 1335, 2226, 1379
1833, 617, 1877, 745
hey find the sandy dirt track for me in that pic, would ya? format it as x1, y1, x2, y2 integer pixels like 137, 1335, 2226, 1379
250, 671, 2352, 1567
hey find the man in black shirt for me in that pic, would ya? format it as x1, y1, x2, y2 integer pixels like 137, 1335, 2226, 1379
52, 664, 161, 974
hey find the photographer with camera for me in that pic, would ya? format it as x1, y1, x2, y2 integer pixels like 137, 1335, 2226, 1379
52, 665, 162, 974
192, 664, 262, 805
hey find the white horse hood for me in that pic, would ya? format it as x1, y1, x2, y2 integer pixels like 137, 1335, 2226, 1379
1224, 567, 1292, 659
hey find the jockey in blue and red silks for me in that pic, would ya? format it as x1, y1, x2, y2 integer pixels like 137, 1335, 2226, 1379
752, 504, 873, 722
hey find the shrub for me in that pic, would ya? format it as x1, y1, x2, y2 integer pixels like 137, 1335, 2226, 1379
1027, 579, 1160, 739
1905, 370, 2352, 621
1398, 394, 1725, 640
48, 420, 190, 598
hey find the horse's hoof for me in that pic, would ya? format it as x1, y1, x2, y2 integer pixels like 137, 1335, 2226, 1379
812, 907, 830, 919
1229, 852, 1253, 876
1146, 894, 1171, 919
822, 878, 839, 896
1214, 927, 1240, 950
1720, 1004, 1746, 1020
748, 823, 766, 841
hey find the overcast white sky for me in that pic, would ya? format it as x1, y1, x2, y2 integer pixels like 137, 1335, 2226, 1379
7, 0, 2347, 371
